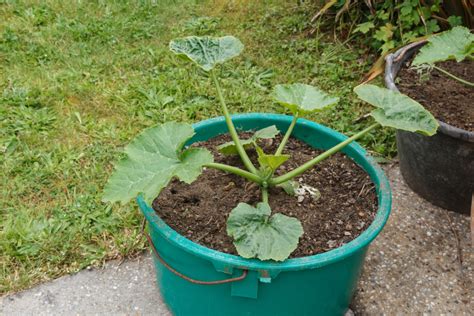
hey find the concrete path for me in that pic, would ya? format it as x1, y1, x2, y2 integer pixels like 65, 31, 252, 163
351, 166, 472, 314
0, 256, 170, 316
1, 166, 472, 315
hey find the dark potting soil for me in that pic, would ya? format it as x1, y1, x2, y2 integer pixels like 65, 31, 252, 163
397, 59, 474, 132
152, 133, 378, 258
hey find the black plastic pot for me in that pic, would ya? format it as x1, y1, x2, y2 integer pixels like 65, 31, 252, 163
385, 41, 474, 215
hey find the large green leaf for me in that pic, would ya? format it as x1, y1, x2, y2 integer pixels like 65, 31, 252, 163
169, 36, 244, 71
354, 84, 439, 136
272, 83, 339, 114
217, 125, 279, 155
412, 26, 474, 65
103, 122, 213, 204
226, 202, 303, 261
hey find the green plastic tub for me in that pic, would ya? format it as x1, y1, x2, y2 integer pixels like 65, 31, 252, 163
138, 113, 391, 316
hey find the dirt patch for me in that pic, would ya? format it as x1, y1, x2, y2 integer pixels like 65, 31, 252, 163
397, 59, 474, 132
152, 133, 378, 258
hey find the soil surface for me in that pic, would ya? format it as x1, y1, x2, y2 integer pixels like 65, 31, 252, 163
152, 133, 377, 258
397, 59, 474, 132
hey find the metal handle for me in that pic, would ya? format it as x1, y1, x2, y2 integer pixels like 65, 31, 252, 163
142, 219, 247, 285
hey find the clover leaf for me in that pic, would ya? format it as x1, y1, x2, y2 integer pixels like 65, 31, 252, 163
354, 84, 439, 136
102, 122, 213, 204
169, 35, 244, 71
226, 202, 303, 261
273, 83, 339, 114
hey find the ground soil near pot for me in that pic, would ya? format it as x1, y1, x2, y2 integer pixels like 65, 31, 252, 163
397, 59, 474, 132
152, 133, 378, 258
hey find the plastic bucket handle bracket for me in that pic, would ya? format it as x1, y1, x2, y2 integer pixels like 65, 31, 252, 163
211, 259, 283, 298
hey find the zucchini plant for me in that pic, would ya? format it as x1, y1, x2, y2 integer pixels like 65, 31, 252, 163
411, 26, 474, 87
103, 35, 438, 261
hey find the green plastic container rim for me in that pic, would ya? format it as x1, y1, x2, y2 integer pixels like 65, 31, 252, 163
138, 113, 391, 272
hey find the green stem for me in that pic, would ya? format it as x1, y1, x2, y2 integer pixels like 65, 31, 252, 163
211, 71, 258, 174
269, 123, 380, 186
204, 162, 262, 184
275, 113, 298, 156
433, 65, 474, 88
261, 187, 269, 203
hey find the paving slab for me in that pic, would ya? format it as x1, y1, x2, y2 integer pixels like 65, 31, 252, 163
352, 166, 472, 314
0, 256, 170, 316
1, 166, 472, 315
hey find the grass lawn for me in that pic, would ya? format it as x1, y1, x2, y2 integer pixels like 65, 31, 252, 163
0, 0, 395, 293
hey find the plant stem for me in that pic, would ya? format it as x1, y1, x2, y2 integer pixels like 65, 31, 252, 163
211, 71, 258, 174
261, 187, 269, 203
269, 123, 380, 186
275, 113, 298, 156
204, 162, 262, 184
433, 65, 474, 87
